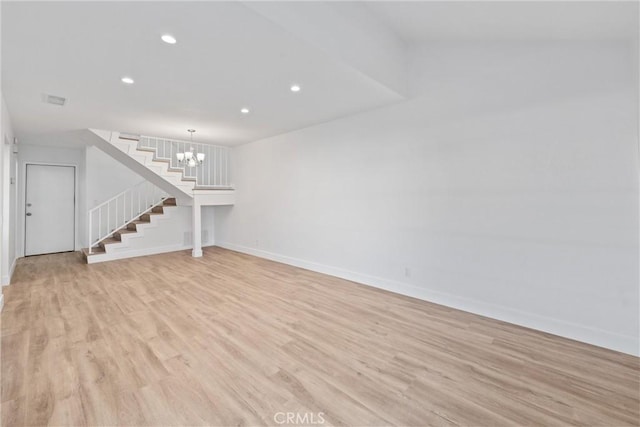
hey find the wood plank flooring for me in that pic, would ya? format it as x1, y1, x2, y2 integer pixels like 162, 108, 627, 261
1, 247, 638, 426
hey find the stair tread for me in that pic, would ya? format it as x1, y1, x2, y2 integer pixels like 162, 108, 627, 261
115, 229, 137, 234
131, 220, 150, 225
100, 237, 121, 245
82, 247, 105, 256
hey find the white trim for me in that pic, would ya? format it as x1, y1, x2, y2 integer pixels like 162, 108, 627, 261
1, 257, 17, 286
85, 243, 214, 264
216, 241, 640, 357
0, 294, 4, 312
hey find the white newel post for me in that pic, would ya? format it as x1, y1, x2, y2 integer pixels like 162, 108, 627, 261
192, 196, 203, 258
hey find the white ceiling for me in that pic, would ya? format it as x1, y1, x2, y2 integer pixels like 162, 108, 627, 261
367, 1, 639, 43
3, 1, 637, 147
2, 2, 402, 146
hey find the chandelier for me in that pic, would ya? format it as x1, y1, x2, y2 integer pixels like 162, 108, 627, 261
176, 129, 205, 167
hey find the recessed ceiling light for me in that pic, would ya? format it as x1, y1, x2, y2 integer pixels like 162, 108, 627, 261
290, 84, 301, 92
240, 108, 250, 114
161, 34, 177, 44
121, 77, 134, 84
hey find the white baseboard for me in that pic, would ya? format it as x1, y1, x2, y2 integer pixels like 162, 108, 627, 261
216, 241, 639, 357
1, 257, 17, 286
86, 243, 215, 264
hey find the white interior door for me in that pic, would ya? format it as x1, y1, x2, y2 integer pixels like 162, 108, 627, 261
25, 164, 75, 256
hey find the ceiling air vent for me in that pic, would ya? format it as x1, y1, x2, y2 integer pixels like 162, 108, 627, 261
42, 94, 66, 106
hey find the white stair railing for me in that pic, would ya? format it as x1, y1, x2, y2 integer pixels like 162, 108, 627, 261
88, 181, 168, 253
138, 135, 231, 188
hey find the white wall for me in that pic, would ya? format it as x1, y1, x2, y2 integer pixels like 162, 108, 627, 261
215, 41, 639, 355
1, 96, 17, 286
244, 1, 407, 97
94, 205, 215, 262
17, 143, 147, 254
16, 142, 216, 257
85, 145, 144, 210
9, 132, 17, 273
202, 206, 216, 247
83, 144, 216, 249
17, 144, 85, 256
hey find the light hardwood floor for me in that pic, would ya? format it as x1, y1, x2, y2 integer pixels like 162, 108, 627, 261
1, 247, 638, 426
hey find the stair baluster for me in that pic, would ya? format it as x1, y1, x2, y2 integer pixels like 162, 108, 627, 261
87, 181, 169, 254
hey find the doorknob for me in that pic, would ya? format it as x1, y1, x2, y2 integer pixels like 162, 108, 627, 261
26, 213, 32, 216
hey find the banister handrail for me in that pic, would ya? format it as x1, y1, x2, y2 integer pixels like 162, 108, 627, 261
89, 179, 147, 215
88, 180, 169, 254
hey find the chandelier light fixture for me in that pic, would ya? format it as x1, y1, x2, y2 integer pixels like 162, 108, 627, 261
176, 129, 205, 167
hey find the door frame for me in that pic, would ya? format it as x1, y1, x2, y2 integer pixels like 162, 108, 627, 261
22, 162, 78, 256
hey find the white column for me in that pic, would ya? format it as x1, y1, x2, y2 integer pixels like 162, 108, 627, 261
192, 196, 203, 258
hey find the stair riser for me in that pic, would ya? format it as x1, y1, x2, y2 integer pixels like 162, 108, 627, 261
113, 232, 132, 240
83, 247, 105, 257
127, 221, 149, 231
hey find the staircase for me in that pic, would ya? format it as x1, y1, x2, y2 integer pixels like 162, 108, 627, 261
85, 129, 232, 201
78, 128, 236, 262
82, 197, 178, 263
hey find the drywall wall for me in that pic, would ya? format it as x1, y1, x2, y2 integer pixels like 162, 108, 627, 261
16, 142, 216, 257
1, 96, 17, 286
84, 144, 216, 250
88, 205, 215, 263
17, 144, 85, 256
215, 41, 639, 355
85, 145, 145, 209
9, 132, 16, 278
244, 1, 407, 97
